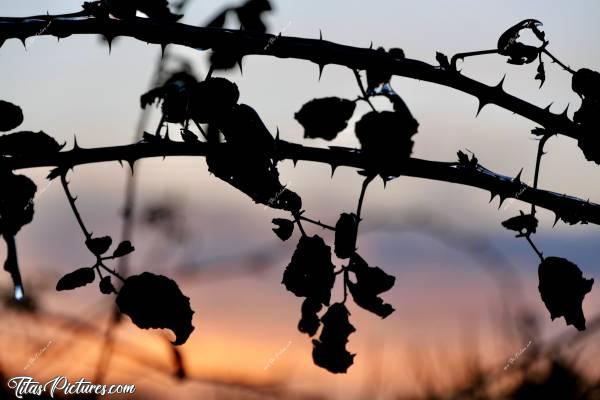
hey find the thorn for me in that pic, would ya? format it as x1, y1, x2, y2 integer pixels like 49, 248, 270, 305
19, 37, 27, 50
560, 103, 569, 117
495, 74, 506, 89
369, 41, 373, 50
476, 99, 488, 117
318, 63, 325, 81
319, 29, 322, 40
292, 159, 298, 167
0, 37, 5, 49
275, 127, 280, 141
544, 102, 553, 112
160, 43, 168, 58
497, 196, 507, 209
72, 135, 81, 150
330, 164, 337, 177
553, 213, 560, 227
513, 168, 523, 183
105, 35, 113, 54
237, 58, 243, 75
126, 159, 136, 174
118, 160, 123, 168
489, 192, 498, 203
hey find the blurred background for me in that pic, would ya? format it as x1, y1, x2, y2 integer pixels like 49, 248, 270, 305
0, 0, 599, 398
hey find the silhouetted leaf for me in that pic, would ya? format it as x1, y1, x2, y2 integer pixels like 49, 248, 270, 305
334, 213, 358, 259
502, 211, 538, 237
497, 19, 545, 65
572, 69, 600, 164
218, 104, 274, 152
272, 218, 294, 241
535, 61, 546, 88
0, 170, 36, 235
116, 272, 195, 345
294, 97, 356, 140
113, 240, 135, 257
85, 236, 113, 256
355, 108, 419, 177
103, 0, 183, 21
99, 276, 116, 294
312, 303, 355, 373
56, 267, 96, 291
538, 257, 594, 331
298, 297, 321, 336
0, 100, 23, 132
282, 235, 335, 306
235, 0, 272, 32
0, 131, 64, 157
436, 52, 450, 70
572, 68, 600, 100
189, 78, 240, 124
347, 254, 395, 318
180, 128, 198, 143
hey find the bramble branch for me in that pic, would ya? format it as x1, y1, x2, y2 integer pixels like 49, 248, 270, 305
4, 139, 599, 225
0, 16, 579, 139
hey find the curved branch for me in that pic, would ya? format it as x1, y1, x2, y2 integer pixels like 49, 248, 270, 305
0, 16, 579, 139
3, 139, 599, 225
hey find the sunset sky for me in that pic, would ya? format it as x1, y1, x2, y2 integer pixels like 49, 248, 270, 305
0, 1, 599, 398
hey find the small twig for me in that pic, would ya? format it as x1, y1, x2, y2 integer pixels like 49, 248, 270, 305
99, 263, 126, 282
451, 49, 499, 71
291, 211, 307, 236
352, 69, 376, 112
525, 235, 544, 262
542, 48, 576, 75
531, 134, 552, 215
192, 119, 209, 141
60, 172, 91, 239
356, 174, 375, 221
342, 269, 349, 304
298, 215, 335, 231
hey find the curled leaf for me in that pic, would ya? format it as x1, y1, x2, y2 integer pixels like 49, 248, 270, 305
535, 60, 546, 88
538, 257, 594, 331
347, 254, 395, 318
0, 131, 64, 157
312, 303, 355, 373
497, 19, 545, 65
282, 235, 335, 306
0, 100, 24, 132
298, 297, 322, 336
113, 240, 135, 258
355, 108, 418, 177
116, 272, 195, 345
99, 276, 116, 295
272, 218, 294, 241
294, 97, 356, 140
501, 211, 538, 237
334, 213, 358, 259
56, 267, 96, 291
86, 236, 113, 256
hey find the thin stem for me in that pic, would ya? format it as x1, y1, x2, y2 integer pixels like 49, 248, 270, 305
60, 172, 91, 239
525, 235, 544, 262
531, 134, 552, 215
353, 69, 376, 112
99, 263, 126, 282
451, 49, 499, 71
299, 215, 335, 231
193, 119, 209, 141
3, 234, 24, 299
292, 211, 307, 236
542, 48, 576, 75
356, 175, 375, 221
342, 270, 349, 304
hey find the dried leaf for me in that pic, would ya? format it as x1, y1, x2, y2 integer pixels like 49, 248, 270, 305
497, 19, 545, 65
113, 240, 135, 257
298, 297, 322, 336
0, 100, 23, 132
85, 236, 113, 256
116, 272, 195, 345
56, 267, 96, 291
538, 257, 594, 331
294, 97, 356, 140
347, 254, 395, 318
272, 218, 294, 241
334, 213, 358, 259
0, 131, 64, 157
282, 235, 335, 306
312, 303, 355, 373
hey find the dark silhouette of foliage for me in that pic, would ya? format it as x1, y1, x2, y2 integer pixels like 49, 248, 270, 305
0, 131, 63, 157
99, 0, 183, 21
347, 254, 395, 318
0, 100, 23, 132
85, 236, 113, 256
502, 211, 538, 237
298, 297, 321, 337
271, 218, 294, 241
56, 267, 96, 291
333, 213, 358, 259
497, 19, 545, 65
311, 303, 355, 373
538, 257, 594, 331
116, 272, 195, 345
112, 240, 135, 257
295, 97, 356, 140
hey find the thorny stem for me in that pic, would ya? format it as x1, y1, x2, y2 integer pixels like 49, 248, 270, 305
60, 172, 92, 240
542, 48, 576, 75
353, 69, 376, 112
298, 215, 335, 231
451, 49, 499, 71
0, 17, 579, 139
99, 263, 126, 282
525, 234, 544, 262
531, 134, 552, 215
